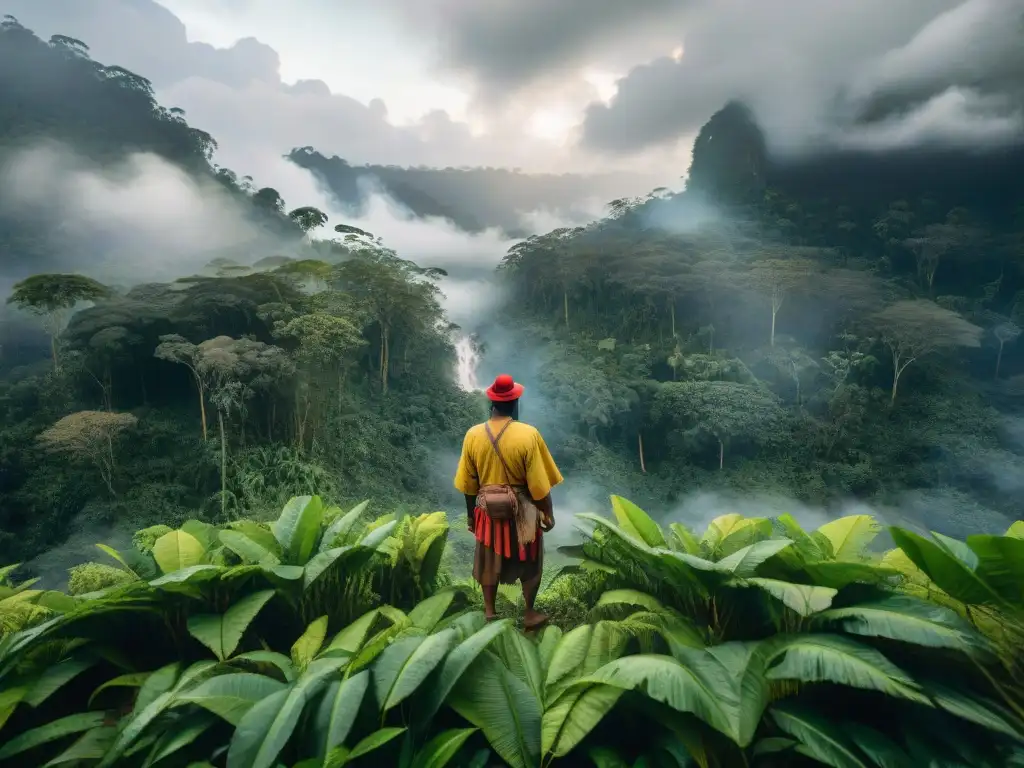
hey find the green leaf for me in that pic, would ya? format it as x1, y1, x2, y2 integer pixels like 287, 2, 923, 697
802, 561, 901, 589
667, 522, 701, 555
921, 679, 1024, 742
967, 533, 1024, 605
410, 727, 478, 768
609, 495, 666, 548
89, 672, 152, 706
816, 515, 880, 561
347, 727, 406, 761
1005, 521, 1024, 539
178, 672, 287, 725
25, 658, 95, 707
595, 589, 664, 613
765, 634, 928, 704
408, 591, 455, 632
292, 615, 329, 671
219, 530, 280, 566
152, 530, 206, 574
148, 565, 222, 588
231, 651, 296, 682
304, 546, 373, 590
771, 702, 870, 768
733, 577, 837, 616
273, 495, 325, 564
578, 654, 736, 743
374, 629, 458, 712
814, 595, 990, 655
319, 501, 369, 552
310, 671, 369, 760
890, 527, 1002, 606
0, 712, 106, 760
42, 726, 117, 766
542, 684, 623, 758
143, 711, 217, 767
712, 539, 791, 577
227, 658, 343, 768
321, 609, 384, 658
187, 590, 275, 661
449, 652, 541, 768
419, 618, 512, 725
95, 543, 139, 576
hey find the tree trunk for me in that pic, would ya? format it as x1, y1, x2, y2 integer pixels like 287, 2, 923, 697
890, 370, 900, 405
563, 291, 569, 327
381, 325, 390, 394
638, 432, 647, 474
718, 439, 724, 470
49, 333, 59, 370
669, 302, 676, 338
196, 378, 208, 441
218, 410, 227, 518
996, 341, 1004, 379
770, 308, 777, 347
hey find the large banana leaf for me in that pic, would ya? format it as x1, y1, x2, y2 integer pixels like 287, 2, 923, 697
448, 651, 541, 768
227, 657, 344, 768
577, 654, 737, 743
770, 702, 872, 768
187, 590, 275, 661
544, 622, 630, 705
764, 634, 929, 704
179, 672, 287, 725
152, 530, 206, 574
966, 533, 1024, 607
373, 629, 458, 712
417, 617, 512, 725
319, 501, 369, 553
610, 495, 666, 548
273, 495, 325, 565
728, 577, 837, 616
309, 671, 370, 761
813, 594, 992, 656
816, 515, 880, 561
542, 683, 624, 758
890, 527, 1003, 606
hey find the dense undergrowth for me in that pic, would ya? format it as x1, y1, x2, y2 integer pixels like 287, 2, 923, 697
0, 494, 1021, 767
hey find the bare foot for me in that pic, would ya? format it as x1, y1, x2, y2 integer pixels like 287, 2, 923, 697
524, 611, 548, 631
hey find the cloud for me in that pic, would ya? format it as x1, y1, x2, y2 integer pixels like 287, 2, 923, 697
0, 141, 294, 283
2, 0, 673, 175
580, 0, 1023, 156
387, 0, 682, 97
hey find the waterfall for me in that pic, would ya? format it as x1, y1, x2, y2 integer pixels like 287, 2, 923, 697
455, 335, 482, 392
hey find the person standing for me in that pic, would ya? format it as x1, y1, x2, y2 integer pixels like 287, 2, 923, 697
454, 373, 562, 629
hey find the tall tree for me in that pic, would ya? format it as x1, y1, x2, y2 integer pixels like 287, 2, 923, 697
743, 255, 817, 347
872, 300, 983, 404
654, 380, 786, 469
288, 206, 328, 236
7, 274, 108, 369
993, 320, 1021, 379
36, 410, 137, 496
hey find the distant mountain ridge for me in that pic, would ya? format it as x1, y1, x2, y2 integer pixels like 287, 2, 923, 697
287, 148, 660, 237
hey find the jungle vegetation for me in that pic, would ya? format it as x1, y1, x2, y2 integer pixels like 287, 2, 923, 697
0, 494, 1021, 766
2, 18, 1024, 766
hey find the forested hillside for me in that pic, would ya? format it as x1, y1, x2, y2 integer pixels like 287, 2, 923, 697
289, 148, 654, 237
1, 12, 1024, 768
495, 101, 1024, 535
0, 17, 478, 567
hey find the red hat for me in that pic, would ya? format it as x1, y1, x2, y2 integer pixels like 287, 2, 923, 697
486, 373, 524, 402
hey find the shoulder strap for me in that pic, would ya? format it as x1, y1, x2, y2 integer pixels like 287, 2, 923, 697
484, 420, 517, 484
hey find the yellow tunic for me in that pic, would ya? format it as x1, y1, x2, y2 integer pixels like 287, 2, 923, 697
454, 418, 563, 501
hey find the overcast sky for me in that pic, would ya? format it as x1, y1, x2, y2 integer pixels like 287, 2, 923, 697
4, 0, 1022, 181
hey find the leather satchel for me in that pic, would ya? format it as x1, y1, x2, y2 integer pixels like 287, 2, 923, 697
476, 420, 519, 522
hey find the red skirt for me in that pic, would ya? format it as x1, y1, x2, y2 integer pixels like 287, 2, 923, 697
471, 506, 543, 586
